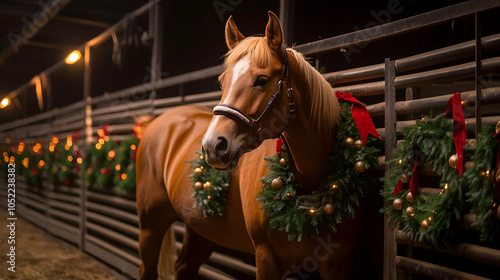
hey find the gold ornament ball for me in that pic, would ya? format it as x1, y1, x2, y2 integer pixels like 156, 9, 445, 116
194, 182, 203, 190
406, 192, 414, 204
354, 140, 364, 150
392, 198, 403, 211
194, 167, 203, 176
279, 157, 287, 166
345, 137, 354, 146
400, 174, 410, 184
449, 154, 458, 169
354, 161, 366, 173
272, 178, 284, 189
421, 219, 429, 230
203, 182, 211, 190
405, 206, 415, 217
323, 203, 335, 215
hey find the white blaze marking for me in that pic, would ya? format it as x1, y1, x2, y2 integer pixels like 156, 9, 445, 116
222, 55, 250, 103
204, 117, 220, 142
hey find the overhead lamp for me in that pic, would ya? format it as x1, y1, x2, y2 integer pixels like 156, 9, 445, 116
65, 50, 81, 64
0, 97, 10, 109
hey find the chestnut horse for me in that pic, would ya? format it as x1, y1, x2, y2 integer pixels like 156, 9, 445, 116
136, 12, 363, 279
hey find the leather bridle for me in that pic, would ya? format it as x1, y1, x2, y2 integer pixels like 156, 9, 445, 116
213, 45, 295, 137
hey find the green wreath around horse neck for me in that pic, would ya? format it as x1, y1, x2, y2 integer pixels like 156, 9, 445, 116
189, 101, 381, 241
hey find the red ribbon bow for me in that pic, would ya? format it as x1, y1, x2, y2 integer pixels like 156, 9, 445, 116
336, 92, 380, 144
444, 92, 466, 176
276, 138, 284, 158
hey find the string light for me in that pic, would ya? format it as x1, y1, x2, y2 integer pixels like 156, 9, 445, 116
65, 50, 81, 64
309, 208, 316, 214
22, 157, 29, 168
0, 97, 10, 109
120, 173, 127, 180
38, 160, 45, 168
115, 164, 121, 171
67, 155, 73, 162
76, 157, 82, 164
130, 144, 136, 151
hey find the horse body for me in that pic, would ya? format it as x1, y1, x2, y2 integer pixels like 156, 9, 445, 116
137, 12, 363, 279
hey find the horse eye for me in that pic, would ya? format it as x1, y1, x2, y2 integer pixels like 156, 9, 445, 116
253, 76, 268, 87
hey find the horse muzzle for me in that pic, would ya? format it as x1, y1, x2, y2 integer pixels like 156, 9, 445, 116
202, 135, 240, 171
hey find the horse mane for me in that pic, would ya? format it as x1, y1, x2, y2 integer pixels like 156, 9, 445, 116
288, 49, 339, 143
223, 37, 339, 143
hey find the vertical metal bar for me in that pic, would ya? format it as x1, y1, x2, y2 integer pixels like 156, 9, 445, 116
150, 0, 163, 113
279, 0, 295, 44
384, 58, 397, 280
474, 12, 482, 137
81, 43, 92, 252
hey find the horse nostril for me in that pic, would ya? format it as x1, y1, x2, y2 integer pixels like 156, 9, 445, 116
215, 136, 229, 157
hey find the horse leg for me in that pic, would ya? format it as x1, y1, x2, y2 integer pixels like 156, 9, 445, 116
255, 243, 283, 280
137, 175, 178, 280
175, 226, 216, 279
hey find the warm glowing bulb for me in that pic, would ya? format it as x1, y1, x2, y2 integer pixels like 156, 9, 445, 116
67, 155, 73, 161
0, 97, 10, 109
115, 164, 121, 171
65, 50, 81, 64
77, 157, 82, 164
121, 173, 127, 180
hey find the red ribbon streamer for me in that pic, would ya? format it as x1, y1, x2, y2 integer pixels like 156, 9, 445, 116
409, 154, 419, 198
392, 154, 420, 196
444, 92, 466, 176
276, 138, 284, 158
392, 179, 403, 195
336, 92, 380, 145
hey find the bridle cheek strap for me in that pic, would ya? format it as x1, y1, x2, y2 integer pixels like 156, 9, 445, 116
213, 45, 294, 137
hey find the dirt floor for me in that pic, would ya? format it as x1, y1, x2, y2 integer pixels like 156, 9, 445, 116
0, 209, 119, 280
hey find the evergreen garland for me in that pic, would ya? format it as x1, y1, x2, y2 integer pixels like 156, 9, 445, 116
16, 140, 44, 185
465, 123, 500, 246
46, 135, 81, 186
113, 135, 139, 192
82, 131, 118, 190
381, 115, 475, 247
257, 101, 382, 241
1, 141, 12, 177
189, 151, 231, 217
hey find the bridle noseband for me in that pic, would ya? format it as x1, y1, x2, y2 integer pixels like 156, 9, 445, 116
213, 45, 295, 137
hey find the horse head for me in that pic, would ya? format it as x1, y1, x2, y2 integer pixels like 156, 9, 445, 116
202, 12, 295, 170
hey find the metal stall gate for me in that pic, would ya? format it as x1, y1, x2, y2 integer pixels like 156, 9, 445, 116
1, 0, 500, 279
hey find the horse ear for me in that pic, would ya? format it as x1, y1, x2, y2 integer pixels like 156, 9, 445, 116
225, 15, 245, 50
265, 11, 283, 51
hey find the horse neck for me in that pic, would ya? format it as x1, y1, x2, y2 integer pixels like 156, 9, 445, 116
282, 53, 335, 193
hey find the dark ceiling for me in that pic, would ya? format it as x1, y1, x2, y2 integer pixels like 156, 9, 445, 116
0, 0, 148, 101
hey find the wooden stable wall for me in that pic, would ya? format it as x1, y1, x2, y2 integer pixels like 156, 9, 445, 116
1, 1, 500, 279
